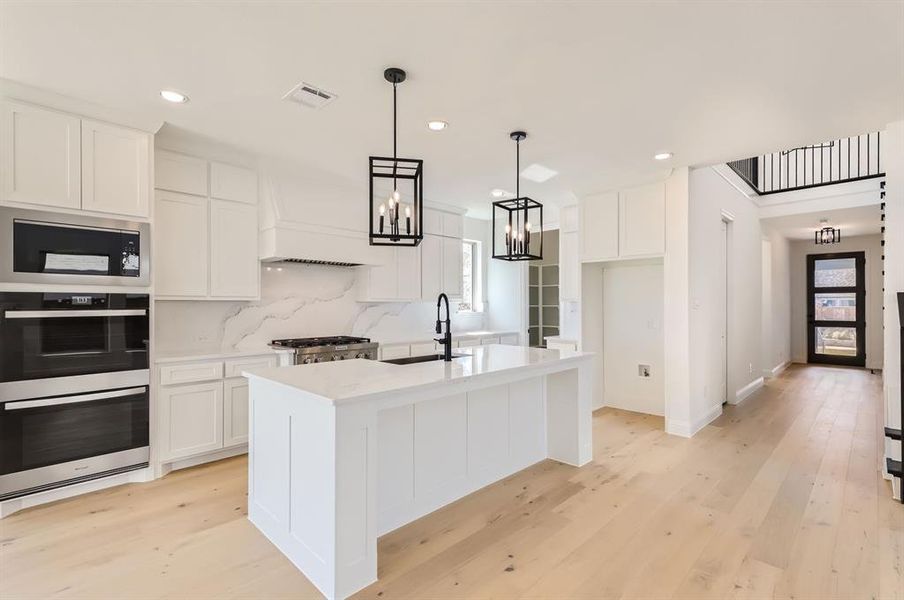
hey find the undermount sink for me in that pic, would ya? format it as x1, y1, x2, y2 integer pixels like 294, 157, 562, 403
381, 353, 466, 365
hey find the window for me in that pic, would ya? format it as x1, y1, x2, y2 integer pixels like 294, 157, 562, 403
460, 239, 481, 312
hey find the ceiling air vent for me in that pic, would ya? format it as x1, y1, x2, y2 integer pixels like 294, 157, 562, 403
282, 81, 337, 109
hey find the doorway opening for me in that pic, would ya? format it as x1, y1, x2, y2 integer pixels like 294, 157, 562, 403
806, 251, 866, 367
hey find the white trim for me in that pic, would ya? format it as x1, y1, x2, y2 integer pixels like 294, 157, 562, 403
733, 377, 764, 405
764, 361, 791, 379
665, 404, 722, 438
159, 444, 247, 475
0, 466, 153, 519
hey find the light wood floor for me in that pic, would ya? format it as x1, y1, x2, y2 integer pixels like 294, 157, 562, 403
1, 365, 901, 599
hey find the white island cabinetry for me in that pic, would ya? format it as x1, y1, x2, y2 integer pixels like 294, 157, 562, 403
243, 344, 592, 600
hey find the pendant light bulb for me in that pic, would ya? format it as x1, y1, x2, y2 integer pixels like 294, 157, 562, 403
379, 204, 385, 216
405, 205, 411, 218
392, 189, 401, 203
505, 223, 511, 233
525, 222, 532, 231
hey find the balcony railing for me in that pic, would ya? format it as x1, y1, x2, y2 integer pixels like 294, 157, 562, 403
728, 131, 884, 195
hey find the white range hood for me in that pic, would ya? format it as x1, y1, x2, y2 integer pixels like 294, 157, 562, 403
257, 160, 384, 266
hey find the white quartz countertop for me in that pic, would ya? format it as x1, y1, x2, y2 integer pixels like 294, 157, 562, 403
244, 344, 591, 405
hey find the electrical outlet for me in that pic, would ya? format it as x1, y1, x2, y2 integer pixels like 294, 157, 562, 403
638, 364, 651, 378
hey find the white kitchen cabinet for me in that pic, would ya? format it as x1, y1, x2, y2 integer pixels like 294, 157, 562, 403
480, 336, 501, 345
580, 192, 619, 261
442, 236, 463, 297
223, 378, 250, 447
159, 381, 223, 461
155, 150, 208, 196
154, 191, 209, 297
410, 341, 437, 355
210, 199, 259, 298
210, 161, 257, 204
360, 246, 422, 302
560, 230, 580, 301
499, 334, 520, 345
441, 212, 463, 238
158, 360, 223, 386
80, 119, 150, 217
420, 234, 443, 300
423, 209, 443, 236
0, 101, 81, 210
619, 182, 665, 257
380, 345, 411, 360
457, 338, 479, 348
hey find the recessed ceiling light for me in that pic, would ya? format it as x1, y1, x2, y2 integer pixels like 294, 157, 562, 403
654, 152, 673, 160
490, 188, 511, 198
520, 163, 558, 183
160, 89, 189, 104
427, 120, 448, 131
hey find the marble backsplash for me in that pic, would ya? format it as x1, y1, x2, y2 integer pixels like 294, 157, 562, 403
154, 262, 487, 356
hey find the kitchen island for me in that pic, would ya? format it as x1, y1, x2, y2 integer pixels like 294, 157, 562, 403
242, 344, 593, 600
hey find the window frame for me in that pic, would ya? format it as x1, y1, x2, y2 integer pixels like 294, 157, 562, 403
459, 238, 483, 313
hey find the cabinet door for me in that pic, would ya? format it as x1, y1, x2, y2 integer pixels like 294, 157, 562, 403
420, 234, 443, 300
560, 230, 580, 301
441, 213, 463, 238
580, 192, 619, 261
81, 119, 150, 217
423, 209, 443, 236
155, 150, 208, 196
380, 345, 411, 360
223, 378, 249, 448
210, 161, 257, 204
210, 199, 259, 298
364, 247, 398, 300
560, 204, 579, 233
619, 182, 665, 257
442, 236, 462, 297
160, 381, 223, 460
0, 101, 81, 209
155, 192, 208, 297
396, 245, 422, 301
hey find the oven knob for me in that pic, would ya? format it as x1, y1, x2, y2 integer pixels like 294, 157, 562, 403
302, 357, 314, 365
332, 355, 345, 361
355, 353, 367, 359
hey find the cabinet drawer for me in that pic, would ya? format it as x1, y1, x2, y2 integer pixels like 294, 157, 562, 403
499, 334, 520, 346
457, 338, 479, 348
155, 150, 208, 196
159, 361, 224, 385
224, 355, 277, 378
480, 336, 500, 345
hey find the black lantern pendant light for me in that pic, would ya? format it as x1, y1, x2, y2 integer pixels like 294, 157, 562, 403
814, 219, 841, 245
492, 131, 543, 261
369, 67, 423, 247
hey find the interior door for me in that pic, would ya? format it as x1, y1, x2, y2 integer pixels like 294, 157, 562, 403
807, 252, 866, 367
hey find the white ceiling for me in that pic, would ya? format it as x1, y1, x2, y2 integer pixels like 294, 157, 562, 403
761, 205, 882, 240
2, 2, 902, 218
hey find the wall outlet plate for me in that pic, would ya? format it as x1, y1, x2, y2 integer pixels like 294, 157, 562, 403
638, 364, 651, 378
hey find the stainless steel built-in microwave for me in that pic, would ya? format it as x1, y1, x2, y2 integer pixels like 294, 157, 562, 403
0, 207, 150, 287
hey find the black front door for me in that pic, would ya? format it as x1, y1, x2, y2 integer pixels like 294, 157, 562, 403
807, 251, 866, 367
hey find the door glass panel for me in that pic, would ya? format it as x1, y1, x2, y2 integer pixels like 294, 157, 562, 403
815, 327, 857, 357
813, 258, 856, 287
814, 292, 856, 321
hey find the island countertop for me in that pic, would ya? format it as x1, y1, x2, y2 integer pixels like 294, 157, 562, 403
243, 343, 591, 405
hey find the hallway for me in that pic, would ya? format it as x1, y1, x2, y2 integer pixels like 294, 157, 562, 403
0, 365, 901, 599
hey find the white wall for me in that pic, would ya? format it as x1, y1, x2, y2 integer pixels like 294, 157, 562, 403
487, 248, 527, 343
761, 228, 792, 375
788, 234, 884, 369
603, 263, 664, 416
689, 166, 763, 414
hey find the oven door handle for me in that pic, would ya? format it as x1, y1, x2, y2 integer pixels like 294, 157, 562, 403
3, 387, 146, 410
3, 309, 147, 319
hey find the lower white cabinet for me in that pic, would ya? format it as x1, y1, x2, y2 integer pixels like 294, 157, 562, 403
157, 354, 276, 464
159, 381, 223, 461
223, 378, 250, 447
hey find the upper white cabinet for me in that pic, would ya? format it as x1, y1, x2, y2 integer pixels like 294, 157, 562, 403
441, 212, 463, 238
155, 191, 209, 298
155, 150, 207, 196
580, 192, 619, 261
359, 246, 422, 302
419, 234, 463, 300
153, 150, 260, 300
80, 119, 150, 217
0, 101, 81, 210
0, 100, 151, 218
210, 162, 257, 204
580, 182, 665, 262
210, 199, 259, 298
619, 183, 665, 257
442, 235, 463, 297
423, 209, 443, 236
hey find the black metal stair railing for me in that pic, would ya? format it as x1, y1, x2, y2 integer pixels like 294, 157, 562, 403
728, 131, 885, 195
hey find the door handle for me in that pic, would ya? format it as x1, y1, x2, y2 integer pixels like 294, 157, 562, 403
4, 387, 146, 410
4, 309, 147, 319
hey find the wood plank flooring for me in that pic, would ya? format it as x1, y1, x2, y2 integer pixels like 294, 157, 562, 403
1, 364, 901, 599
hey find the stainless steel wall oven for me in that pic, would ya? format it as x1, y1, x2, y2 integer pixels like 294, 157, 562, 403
0, 292, 150, 500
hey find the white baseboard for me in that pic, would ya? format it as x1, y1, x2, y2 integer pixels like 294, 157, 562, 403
160, 444, 248, 476
666, 404, 722, 438
732, 377, 764, 405
763, 361, 791, 379
0, 466, 153, 519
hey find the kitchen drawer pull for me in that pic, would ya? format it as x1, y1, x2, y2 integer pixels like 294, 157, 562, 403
4, 387, 146, 410
4, 309, 147, 319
